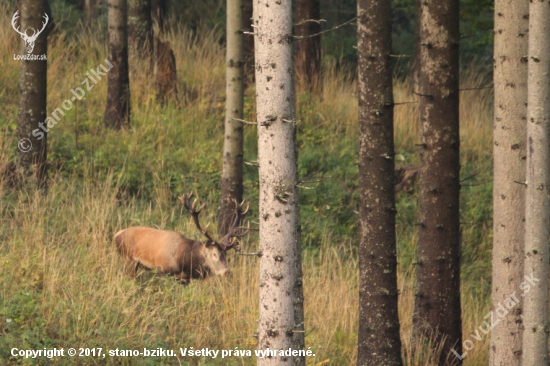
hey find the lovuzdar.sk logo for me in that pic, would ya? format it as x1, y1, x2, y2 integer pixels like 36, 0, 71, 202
12, 10, 48, 61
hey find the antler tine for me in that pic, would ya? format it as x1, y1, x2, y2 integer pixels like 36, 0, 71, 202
221, 198, 250, 248
239, 200, 250, 216
180, 192, 215, 242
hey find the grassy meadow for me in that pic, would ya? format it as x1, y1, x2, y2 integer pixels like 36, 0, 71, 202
0, 2, 494, 365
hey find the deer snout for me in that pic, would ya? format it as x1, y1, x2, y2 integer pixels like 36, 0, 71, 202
222, 269, 230, 277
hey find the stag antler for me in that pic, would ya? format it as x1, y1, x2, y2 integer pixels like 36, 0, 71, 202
221, 198, 250, 249
180, 193, 216, 243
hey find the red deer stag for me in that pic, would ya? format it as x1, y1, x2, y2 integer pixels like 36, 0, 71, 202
114, 193, 249, 284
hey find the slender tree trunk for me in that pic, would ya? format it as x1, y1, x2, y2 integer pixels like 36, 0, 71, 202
84, 0, 100, 24
292, 216, 305, 366
356, 0, 402, 365
17, 0, 49, 185
219, 0, 245, 235
522, 1, 550, 364
254, 0, 299, 364
128, 0, 153, 59
242, 0, 255, 84
490, 0, 528, 365
105, 0, 130, 129
412, 0, 462, 363
294, 0, 321, 93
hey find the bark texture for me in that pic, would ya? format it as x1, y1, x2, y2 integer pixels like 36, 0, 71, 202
242, 0, 255, 83
522, 1, 550, 364
17, 0, 49, 185
490, 1, 528, 364
412, 0, 462, 363
128, 0, 153, 58
104, 0, 130, 129
84, 0, 100, 24
356, 0, 402, 365
294, 0, 321, 92
219, 0, 245, 235
254, 0, 299, 364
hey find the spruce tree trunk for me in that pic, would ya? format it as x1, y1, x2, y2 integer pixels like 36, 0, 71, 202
254, 0, 299, 364
219, 0, 245, 235
412, 0, 462, 362
490, 0, 528, 364
294, 0, 321, 92
356, 0, 402, 364
104, 0, 130, 129
17, 0, 49, 185
522, 1, 550, 364
128, 0, 153, 58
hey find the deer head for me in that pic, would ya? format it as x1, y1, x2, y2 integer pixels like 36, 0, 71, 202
180, 193, 249, 277
12, 11, 49, 54
181, 193, 249, 251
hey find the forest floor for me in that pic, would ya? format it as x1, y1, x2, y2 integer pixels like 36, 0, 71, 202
0, 3, 496, 365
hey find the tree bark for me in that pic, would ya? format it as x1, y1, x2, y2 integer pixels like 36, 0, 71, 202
254, 0, 299, 365
219, 0, 245, 235
104, 0, 130, 129
522, 1, 550, 364
17, 0, 49, 186
128, 0, 153, 59
294, 0, 321, 93
84, 0, 100, 24
490, 1, 529, 365
356, 0, 402, 365
412, 0, 462, 363
242, 0, 255, 84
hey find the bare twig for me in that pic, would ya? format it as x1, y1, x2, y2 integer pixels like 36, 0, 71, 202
294, 18, 327, 27
390, 54, 411, 58
305, 327, 316, 338
293, 7, 372, 40
244, 160, 259, 167
460, 173, 477, 183
230, 117, 258, 125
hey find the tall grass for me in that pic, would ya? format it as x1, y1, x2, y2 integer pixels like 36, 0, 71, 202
0, 2, 495, 365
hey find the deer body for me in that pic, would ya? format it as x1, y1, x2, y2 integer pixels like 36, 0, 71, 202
115, 227, 229, 282
114, 193, 248, 284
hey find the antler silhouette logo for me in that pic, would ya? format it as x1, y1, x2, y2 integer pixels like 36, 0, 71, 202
11, 11, 49, 54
